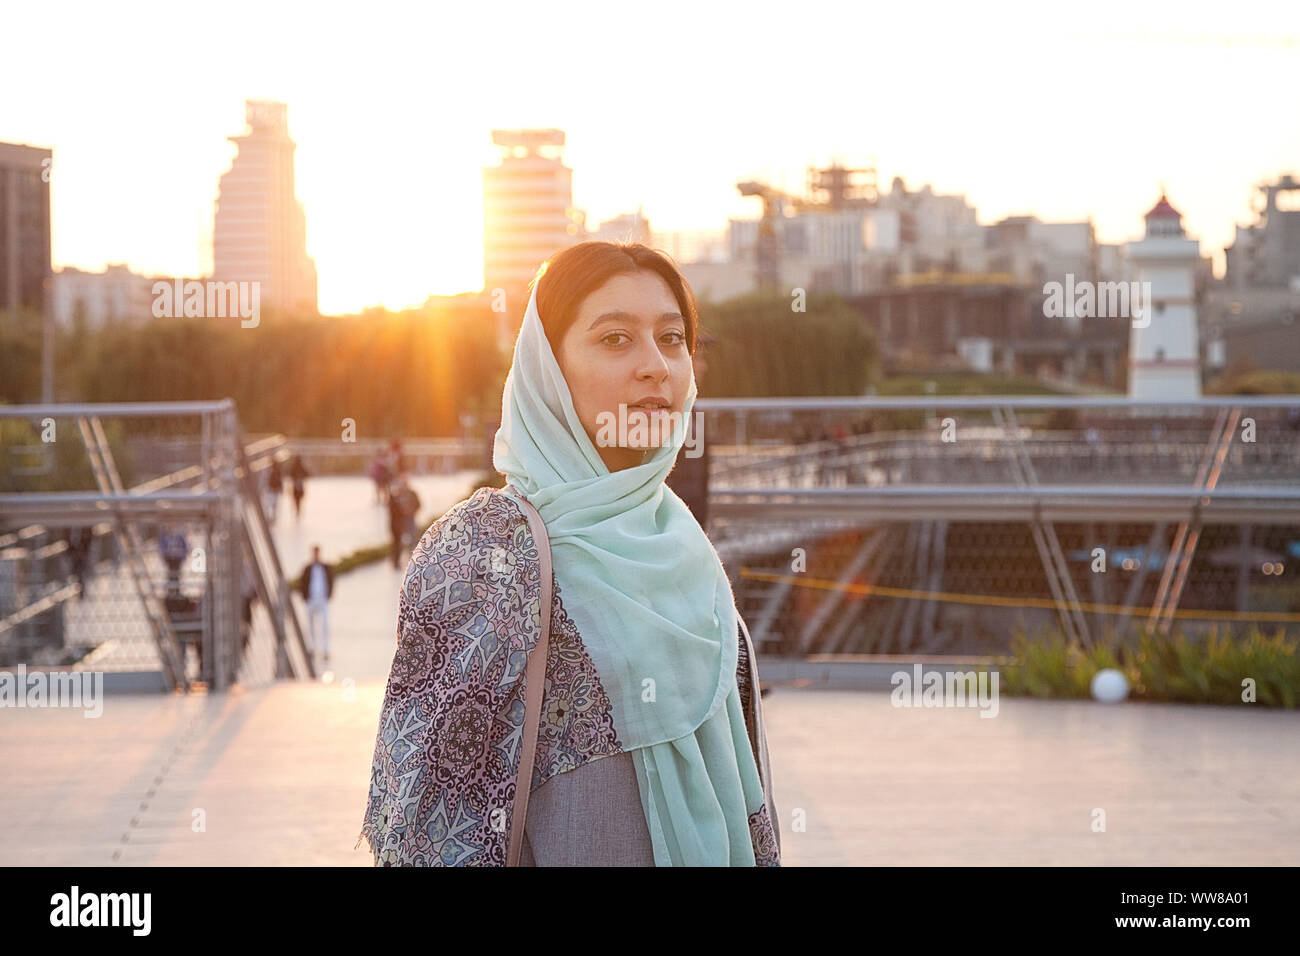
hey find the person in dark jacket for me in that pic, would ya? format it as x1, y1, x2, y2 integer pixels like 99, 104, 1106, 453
264, 457, 284, 522
387, 473, 421, 569
298, 545, 335, 661
159, 524, 188, 597
65, 526, 94, 599
288, 455, 310, 519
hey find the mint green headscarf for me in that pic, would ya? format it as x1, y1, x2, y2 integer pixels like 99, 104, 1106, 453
493, 280, 767, 865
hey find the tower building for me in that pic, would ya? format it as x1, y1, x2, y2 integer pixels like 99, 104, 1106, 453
1126, 192, 1201, 401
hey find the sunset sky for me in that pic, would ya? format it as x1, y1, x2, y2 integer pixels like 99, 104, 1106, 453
4, 0, 1298, 315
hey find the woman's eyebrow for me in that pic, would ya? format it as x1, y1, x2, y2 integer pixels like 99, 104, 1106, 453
588, 311, 683, 330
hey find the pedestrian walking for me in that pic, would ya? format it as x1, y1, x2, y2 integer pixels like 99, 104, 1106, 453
298, 545, 335, 661
65, 526, 94, 599
369, 451, 391, 505
288, 455, 310, 519
263, 457, 284, 522
387, 438, 405, 476
159, 524, 188, 597
400, 477, 420, 549
387, 474, 421, 569
240, 556, 259, 657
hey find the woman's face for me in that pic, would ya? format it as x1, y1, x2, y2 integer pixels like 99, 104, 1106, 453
555, 269, 694, 472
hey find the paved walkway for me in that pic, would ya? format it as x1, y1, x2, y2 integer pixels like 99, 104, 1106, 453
763, 689, 1299, 865
3, 683, 1296, 865
269, 471, 482, 577
277, 472, 485, 684
3, 471, 1297, 865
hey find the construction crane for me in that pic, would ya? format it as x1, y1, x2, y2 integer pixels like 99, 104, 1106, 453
738, 162, 879, 292
805, 162, 878, 210
737, 180, 788, 292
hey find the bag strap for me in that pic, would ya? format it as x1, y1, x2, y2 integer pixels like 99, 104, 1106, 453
503, 483, 552, 867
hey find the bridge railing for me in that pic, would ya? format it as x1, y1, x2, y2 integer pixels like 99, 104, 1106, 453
698, 396, 1300, 491
0, 402, 309, 692
691, 396, 1300, 657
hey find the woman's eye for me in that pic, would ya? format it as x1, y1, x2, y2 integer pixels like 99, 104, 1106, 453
600, 330, 685, 347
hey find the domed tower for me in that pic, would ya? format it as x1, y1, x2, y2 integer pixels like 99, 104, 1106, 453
1125, 191, 1201, 401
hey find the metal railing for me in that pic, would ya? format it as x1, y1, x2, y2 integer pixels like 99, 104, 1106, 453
0, 401, 311, 691
692, 396, 1300, 655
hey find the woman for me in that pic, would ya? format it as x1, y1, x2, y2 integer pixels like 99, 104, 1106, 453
358, 241, 780, 866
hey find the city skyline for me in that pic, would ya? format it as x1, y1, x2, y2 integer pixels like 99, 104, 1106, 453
4, 0, 1298, 315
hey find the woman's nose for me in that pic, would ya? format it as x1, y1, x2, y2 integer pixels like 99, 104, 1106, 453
634, 336, 671, 380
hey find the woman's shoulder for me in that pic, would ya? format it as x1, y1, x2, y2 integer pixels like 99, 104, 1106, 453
418, 485, 528, 544
393, 484, 545, 679
401, 485, 535, 594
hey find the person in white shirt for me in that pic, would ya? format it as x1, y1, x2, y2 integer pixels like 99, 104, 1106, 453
298, 545, 335, 661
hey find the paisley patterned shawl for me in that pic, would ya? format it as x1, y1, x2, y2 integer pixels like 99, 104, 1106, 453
356, 485, 781, 866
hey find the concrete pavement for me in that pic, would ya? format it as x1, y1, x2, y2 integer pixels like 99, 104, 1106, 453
3, 680, 1296, 865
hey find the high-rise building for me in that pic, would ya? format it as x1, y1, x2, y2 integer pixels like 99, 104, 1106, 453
1127, 192, 1202, 401
0, 141, 52, 315
213, 100, 317, 316
1225, 173, 1300, 291
482, 129, 583, 294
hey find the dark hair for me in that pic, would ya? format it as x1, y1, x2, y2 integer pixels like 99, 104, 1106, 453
529, 241, 699, 354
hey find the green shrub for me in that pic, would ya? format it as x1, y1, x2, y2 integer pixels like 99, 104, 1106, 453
996, 623, 1299, 707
